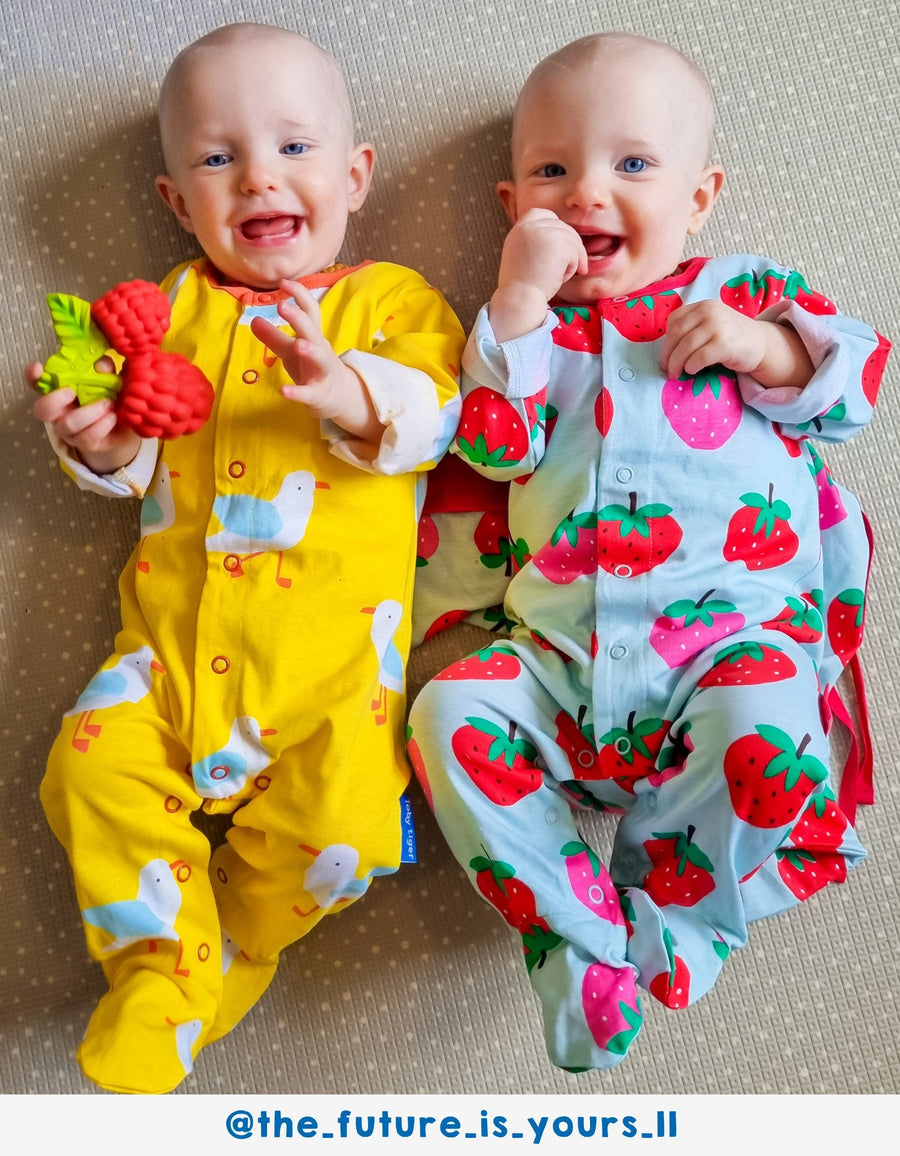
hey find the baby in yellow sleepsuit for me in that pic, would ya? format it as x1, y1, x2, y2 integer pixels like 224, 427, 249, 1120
29, 23, 463, 1094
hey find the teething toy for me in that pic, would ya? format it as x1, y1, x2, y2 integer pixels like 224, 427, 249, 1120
36, 280, 215, 439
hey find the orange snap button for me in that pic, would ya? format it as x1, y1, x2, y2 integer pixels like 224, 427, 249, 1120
211, 655, 231, 674
242, 370, 259, 384
228, 460, 246, 478
224, 554, 241, 572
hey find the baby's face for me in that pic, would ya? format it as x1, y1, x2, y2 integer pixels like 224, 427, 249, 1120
156, 36, 372, 289
504, 44, 720, 303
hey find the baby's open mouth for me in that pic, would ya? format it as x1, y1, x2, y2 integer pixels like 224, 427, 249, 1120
239, 215, 300, 240
581, 233, 621, 259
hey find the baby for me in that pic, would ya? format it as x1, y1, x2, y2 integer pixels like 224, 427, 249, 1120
408, 32, 888, 1071
30, 22, 463, 1093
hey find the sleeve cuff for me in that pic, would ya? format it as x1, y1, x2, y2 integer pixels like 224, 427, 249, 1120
47, 425, 159, 497
463, 306, 556, 400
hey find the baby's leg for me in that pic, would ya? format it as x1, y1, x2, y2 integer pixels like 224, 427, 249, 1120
41, 698, 220, 1094
408, 641, 641, 1071
613, 632, 831, 1009
207, 718, 411, 1041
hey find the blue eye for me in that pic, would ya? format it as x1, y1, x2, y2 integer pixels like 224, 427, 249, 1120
282, 142, 308, 156
203, 153, 231, 168
538, 163, 566, 178
621, 157, 647, 174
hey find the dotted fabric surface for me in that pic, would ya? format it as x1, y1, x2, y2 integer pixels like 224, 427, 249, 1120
1, 0, 898, 1096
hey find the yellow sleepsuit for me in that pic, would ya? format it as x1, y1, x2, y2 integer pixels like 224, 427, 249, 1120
40, 258, 463, 1093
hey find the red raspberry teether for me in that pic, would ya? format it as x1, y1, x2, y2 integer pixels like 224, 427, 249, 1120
91, 279, 171, 356
116, 349, 215, 439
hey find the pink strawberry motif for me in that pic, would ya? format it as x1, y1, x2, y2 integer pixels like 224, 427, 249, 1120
456, 386, 534, 467
661, 366, 742, 449
551, 304, 603, 353
597, 492, 682, 577
582, 963, 643, 1054
762, 589, 824, 644
723, 484, 799, 570
807, 445, 847, 530
606, 290, 681, 341
698, 640, 797, 687
826, 588, 865, 664
416, 513, 439, 567
451, 718, 541, 806
642, 826, 715, 908
861, 333, 891, 406
532, 509, 598, 584
434, 646, 522, 682
724, 726, 828, 827
650, 590, 746, 668
561, 839, 626, 924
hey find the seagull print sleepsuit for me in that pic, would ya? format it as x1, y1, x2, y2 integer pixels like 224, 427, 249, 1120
408, 253, 888, 1071
40, 257, 463, 1093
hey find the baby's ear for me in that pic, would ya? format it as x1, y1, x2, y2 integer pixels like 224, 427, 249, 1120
496, 180, 518, 224
347, 143, 375, 212
687, 165, 725, 236
155, 175, 196, 234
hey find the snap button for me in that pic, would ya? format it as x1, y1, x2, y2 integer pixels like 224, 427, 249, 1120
615, 466, 634, 483
228, 461, 246, 479
614, 736, 632, 755
545, 807, 559, 825
577, 749, 596, 768
612, 563, 633, 578
209, 765, 230, 781
610, 644, 628, 660
242, 370, 259, 384
211, 655, 231, 674
223, 554, 242, 572
618, 367, 636, 381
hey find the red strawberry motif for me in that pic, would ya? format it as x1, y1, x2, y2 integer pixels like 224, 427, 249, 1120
661, 366, 742, 449
532, 509, 598, 584
642, 825, 715, 907
826, 588, 865, 664
457, 386, 534, 467
470, 851, 563, 971
649, 590, 746, 668
773, 423, 805, 458
723, 484, 799, 570
116, 349, 215, 439
724, 726, 828, 827
762, 590, 824, 644
606, 290, 681, 341
551, 304, 603, 353
416, 513, 439, 567
554, 705, 598, 778
807, 444, 847, 529
648, 928, 692, 1009
720, 269, 836, 319
451, 718, 541, 806
422, 608, 470, 641
474, 511, 530, 575
406, 727, 433, 809
698, 640, 798, 688
562, 840, 626, 924
861, 333, 890, 406
582, 963, 643, 1054
435, 646, 522, 681
597, 492, 682, 577
789, 786, 848, 852
595, 386, 613, 437
91, 279, 171, 355
776, 788, 849, 901
597, 712, 668, 791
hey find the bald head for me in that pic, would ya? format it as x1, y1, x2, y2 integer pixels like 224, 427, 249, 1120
512, 33, 716, 171
157, 23, 355, 172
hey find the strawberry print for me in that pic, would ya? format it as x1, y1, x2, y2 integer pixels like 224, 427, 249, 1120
642, 826, 715, 908
597, 492, 682, 577
435, 646, 522, 682
554, 705, 598, 777
582, 964, 643, 1054
562, 839, 626, 924
551, 304, 603, 353
647, 928, 691, 1009
416, 513, 439, 567
421, 607, 470, 642
597, 712, 668, 791
861, 333, 890, 406
826, 588, 865, 664
606, 290, 680, 341
762, 590, 824, 644
474, 511, 530, 575
698, 640, 797, 687
451, 718, 541, 806
595, 387, 613, 437
532, 509, 598, 584
719, 268, 836, 319
649, 590, 746, 668
724, 725, 828, 827
723, 484, 799, 570
406, 725, 433, 809
776, 788, 849, 899
457, 386, 534, 467
807, 444, 847, 530
470, 851, 563, 972
661, 366, 742, 449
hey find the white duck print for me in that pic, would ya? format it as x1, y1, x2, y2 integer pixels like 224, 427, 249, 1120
362, 598, 404, 724
65, 645, 165, 752
191, 716, 277, 800
82, 858, 181, 952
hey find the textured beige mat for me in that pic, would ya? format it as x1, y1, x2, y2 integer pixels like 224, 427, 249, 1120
1, 0, 897, 1097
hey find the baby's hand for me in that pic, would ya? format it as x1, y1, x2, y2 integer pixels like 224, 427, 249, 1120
250, 282, 383, 442
490, 208, 588, 341
660, 301, 814, 389
27, 362, 141, 474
